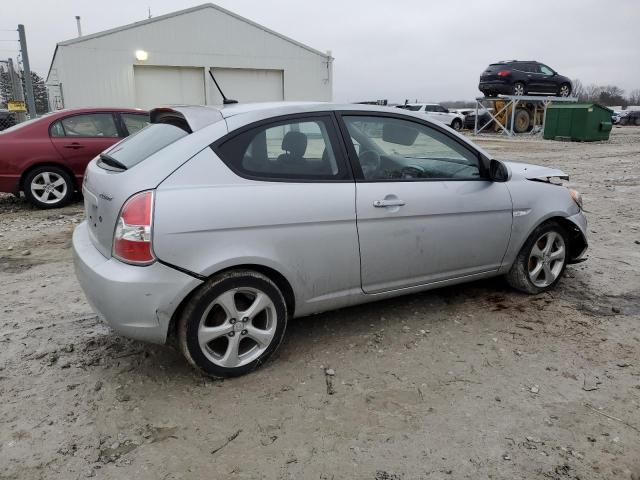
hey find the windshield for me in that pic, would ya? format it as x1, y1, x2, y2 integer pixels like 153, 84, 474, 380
100, 123, 188, 169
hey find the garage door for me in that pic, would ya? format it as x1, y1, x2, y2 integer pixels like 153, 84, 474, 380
134, 66, 205, 109
209, 68, 283, 104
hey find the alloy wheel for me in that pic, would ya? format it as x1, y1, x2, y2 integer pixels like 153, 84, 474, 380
527, 231, 566, 288
559, 85, 570, 97
197, 287, 277, 368
30, 172, 68, 205
513, 83, 525, 96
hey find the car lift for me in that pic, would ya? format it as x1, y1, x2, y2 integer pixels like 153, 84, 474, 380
473, 94, 578, 137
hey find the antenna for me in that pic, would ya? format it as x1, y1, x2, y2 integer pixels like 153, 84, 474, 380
208, 70, 238, 105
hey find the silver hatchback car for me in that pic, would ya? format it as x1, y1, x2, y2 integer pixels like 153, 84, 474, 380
73, 102, 587, 377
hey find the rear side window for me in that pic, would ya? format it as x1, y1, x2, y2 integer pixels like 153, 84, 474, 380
121, 113, 150, 135
51, 113, 119, 138
100, 123, 188, 170
215, 116, 348, 181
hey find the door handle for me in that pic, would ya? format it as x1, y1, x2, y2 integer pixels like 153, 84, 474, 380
64, 143, 84, 149
373, 199, 406, 208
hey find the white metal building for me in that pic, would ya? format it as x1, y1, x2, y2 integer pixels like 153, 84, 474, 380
46, 3, 333, 110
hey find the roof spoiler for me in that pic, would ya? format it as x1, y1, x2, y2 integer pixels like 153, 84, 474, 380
150, 106, 224, 132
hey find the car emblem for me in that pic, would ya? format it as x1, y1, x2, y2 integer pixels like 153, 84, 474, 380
99, 193, 113, 201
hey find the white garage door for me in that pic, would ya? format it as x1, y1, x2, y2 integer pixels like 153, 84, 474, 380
134, 66, 205, 109
209, 68, 283, 104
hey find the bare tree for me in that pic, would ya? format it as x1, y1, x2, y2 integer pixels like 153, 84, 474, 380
584, 84, 603, 102
571, 79, 586, 101
629, 88, 640, 106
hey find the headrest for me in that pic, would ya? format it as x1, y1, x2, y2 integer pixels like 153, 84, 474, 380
281, 131, 307, 157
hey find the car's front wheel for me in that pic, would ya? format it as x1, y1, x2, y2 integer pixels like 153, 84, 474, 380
558, 83, 571, 97
506, 221, 569, 294
451, 118, 462, 131
23, 166, 74, 209
178, 270, 288, 378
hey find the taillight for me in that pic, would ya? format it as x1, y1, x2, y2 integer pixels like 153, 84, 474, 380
113, 190, 155, 265
497, 70, 511, 77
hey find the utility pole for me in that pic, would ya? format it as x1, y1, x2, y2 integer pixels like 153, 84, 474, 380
7, 58, 26, 122
17, 24, 36, 118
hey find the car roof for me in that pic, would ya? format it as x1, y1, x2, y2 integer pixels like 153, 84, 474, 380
151, 102, 492, 159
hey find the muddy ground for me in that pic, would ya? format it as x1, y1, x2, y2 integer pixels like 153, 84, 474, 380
1, 127, 639, 480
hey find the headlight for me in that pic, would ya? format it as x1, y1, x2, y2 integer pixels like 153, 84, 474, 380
569, 189, 583, 209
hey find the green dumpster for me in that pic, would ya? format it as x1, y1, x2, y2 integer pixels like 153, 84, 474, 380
544, 103, 613, 141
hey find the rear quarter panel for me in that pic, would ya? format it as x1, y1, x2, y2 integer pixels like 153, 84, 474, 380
153, 148, 361, 317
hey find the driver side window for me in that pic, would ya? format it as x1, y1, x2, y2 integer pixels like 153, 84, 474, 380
342, 116, 481, 181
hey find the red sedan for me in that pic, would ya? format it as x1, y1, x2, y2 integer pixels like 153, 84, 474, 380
0, 107, 149, 208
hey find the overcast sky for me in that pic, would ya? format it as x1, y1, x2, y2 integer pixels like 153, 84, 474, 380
2, 0, 638, 103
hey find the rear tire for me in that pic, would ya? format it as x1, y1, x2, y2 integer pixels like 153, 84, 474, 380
178, 270, 288, 378
23, 166, 74, 209
506, 221, 569, 294
512, 82, 525, 96
451, 118, 462, 131
634, 116, 640, 126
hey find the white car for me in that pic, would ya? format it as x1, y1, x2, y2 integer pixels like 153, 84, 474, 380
397, 103, 464, 131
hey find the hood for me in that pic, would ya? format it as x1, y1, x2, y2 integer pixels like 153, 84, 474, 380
504, 161, 569, 182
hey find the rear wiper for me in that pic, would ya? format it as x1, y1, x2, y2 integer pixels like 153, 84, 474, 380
99, 153, 127, 171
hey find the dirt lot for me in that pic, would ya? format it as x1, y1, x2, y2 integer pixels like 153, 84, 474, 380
1, 127, 639, 480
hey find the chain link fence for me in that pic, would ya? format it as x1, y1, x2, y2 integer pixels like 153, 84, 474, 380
0, 110, 17, 130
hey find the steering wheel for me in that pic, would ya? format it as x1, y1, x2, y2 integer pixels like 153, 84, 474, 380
400, 165, 426, 179
359, 150, 381, 178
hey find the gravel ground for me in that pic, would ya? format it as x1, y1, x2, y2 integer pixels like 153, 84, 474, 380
1, 127, 639, 480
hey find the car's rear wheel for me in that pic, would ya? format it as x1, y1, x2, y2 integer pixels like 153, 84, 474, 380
512, 82, 525, 96
23, 166, 74, 209
451, 118, 462, 131
634, 116, 640, 126
506, 221, 569, 294
558, 83, 571, 97
178, 270, 288, 378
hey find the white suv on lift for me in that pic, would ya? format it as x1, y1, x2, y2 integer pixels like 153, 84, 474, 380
397, 103, 464, 131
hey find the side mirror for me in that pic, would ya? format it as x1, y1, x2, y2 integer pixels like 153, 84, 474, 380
489, 159, 509, 182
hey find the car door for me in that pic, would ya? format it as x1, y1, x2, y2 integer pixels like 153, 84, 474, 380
514, 63, 542, 93
203, 113, 361, 314
337, 113, 513, 294
423, 105, 441, 124
49, 112, 123, 182
537, 64, 558, 94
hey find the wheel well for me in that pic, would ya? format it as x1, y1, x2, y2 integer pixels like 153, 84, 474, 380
165, 264, 296, 345
20, 163, 78, 192
543, 216, 586, 260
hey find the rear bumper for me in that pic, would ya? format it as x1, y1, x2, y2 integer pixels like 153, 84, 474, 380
479, 81, 512, 95
72, 221, 202, 344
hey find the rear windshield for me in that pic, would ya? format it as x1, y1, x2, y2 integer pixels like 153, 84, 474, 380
485, 64, 504, 72
101, 123, 188, 169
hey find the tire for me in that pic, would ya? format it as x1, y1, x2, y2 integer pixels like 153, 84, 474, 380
634, 116, 640, 126
178, 270, 288, 378
506, 221, 569, 294
23, 166, 74, 209
508, 109, 531, 133
451, 118, 462, 131
558, 83, 571, 97
512, 82, 525, 96
620, 117, 629, 126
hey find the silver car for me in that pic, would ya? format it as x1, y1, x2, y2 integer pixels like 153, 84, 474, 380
73, 102, 588, 378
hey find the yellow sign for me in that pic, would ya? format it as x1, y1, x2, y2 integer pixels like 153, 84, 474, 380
7, 101, 26, 112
